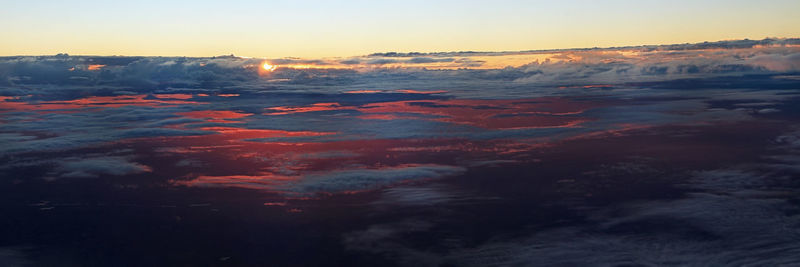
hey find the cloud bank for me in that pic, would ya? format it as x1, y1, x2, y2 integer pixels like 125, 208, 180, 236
1, 38, 798, 98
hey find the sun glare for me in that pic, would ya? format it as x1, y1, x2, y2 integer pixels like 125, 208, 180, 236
262, 62, 277, 71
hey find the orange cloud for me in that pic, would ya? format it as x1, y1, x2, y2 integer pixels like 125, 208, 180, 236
87, 64, 106, 70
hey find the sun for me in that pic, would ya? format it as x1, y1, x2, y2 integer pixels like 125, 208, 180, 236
262, 62, 277, 71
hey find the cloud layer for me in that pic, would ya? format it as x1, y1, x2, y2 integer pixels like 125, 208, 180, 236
1, 38, 798, 98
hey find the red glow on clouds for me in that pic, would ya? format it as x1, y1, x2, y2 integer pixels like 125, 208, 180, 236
0, 95, 201, 113
266, 102, 345, 115
140, 123, 556, 195
199, 127, 335, 140
176, 110, 253, 123
344, 90, 383, 94
1, 91, 616, 197
565, 123, 653, 140
265, 97, 599, 129
154, 94, 194, 99
172, 173, 294, 191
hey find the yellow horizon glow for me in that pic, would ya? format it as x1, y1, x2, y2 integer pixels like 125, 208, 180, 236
3, 35, 799, 59
244, 44, 800, 72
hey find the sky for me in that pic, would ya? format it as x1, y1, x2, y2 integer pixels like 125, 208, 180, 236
1, 0, 799, 58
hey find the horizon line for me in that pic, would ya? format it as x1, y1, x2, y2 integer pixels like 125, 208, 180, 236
2, 37, 798, 59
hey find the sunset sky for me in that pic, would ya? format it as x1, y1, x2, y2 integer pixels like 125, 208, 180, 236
2, 0, 799, 57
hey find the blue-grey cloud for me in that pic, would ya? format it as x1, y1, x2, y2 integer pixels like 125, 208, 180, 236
286, 165, 466, 194
57, 156, 151, 178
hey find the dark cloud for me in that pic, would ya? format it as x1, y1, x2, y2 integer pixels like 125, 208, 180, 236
342, 131, 800, 266
366, 58, 399, 65
0, 247, 31, 267
407, 57, 455, 64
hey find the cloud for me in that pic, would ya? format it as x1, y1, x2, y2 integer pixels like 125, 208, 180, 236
747, 53, 800, 72
1, 38, 798, 172
344, 153, 800, 266
285, 164, 466, 194
343, 220, 441, 266
174, 165, 467, 195
0, 55, 263, 91
2, 38, 796, 95
452, 165, 799, 266
366, 58, 399, 65
407, 57, 455, 64
0, 133, 37, 143
0, 247, 31, 267
57, 156, 152, 178
1, 38, 799, 265
341, 126, 800, 266
0, 103, 212, 155
369, 184, 493, 207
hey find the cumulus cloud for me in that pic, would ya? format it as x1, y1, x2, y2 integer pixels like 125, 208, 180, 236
0, 55, 262, 92
747, 53, 800, 72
